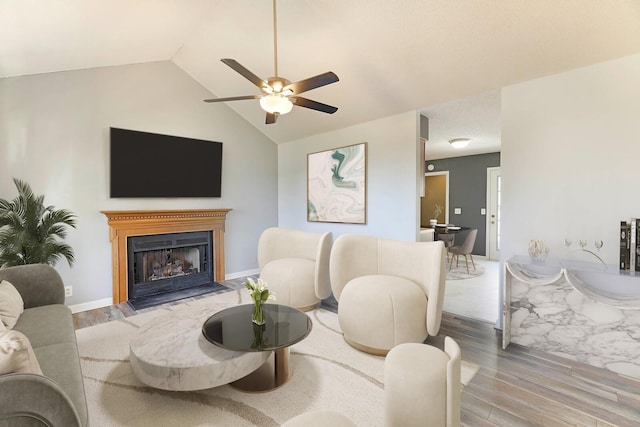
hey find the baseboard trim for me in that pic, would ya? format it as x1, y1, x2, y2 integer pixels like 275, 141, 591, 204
225, 268, 259, 280
68, 270, 260, 313
68, 297, 113, 314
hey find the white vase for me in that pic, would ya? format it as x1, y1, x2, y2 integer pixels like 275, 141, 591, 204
528, 240, 549, 263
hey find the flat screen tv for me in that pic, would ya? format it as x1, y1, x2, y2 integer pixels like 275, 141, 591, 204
110, 128, 223, 198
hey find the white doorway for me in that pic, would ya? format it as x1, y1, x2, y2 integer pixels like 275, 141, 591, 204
486, 167, 501, 260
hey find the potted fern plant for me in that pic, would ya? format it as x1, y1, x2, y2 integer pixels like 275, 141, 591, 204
0, 178, 77, 267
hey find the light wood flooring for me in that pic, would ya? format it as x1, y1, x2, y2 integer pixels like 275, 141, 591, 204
435, 314, 640, 427
73, 279, 640, 426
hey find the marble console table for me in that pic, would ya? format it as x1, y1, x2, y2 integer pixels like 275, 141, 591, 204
504, 255, 640, 380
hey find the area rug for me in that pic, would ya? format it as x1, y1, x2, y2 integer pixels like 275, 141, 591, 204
76, 290, 479, 426
446, 261, 485, 280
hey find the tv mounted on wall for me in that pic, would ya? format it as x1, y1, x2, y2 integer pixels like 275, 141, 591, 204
110, 128, 223, 198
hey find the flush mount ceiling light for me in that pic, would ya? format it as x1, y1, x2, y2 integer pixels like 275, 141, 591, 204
449, 138, 471, 149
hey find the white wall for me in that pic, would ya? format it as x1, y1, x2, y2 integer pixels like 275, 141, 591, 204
501, 53, 640, 266
278, 111, 421, 242
499, 53, 640, 328
0, 61, 278, 307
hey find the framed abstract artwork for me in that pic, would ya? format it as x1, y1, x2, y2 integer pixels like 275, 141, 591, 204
307, 142, 367, 224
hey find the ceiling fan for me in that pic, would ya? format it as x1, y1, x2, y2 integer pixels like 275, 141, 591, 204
204, 0, 339, 124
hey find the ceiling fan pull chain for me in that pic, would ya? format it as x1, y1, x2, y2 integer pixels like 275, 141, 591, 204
273, 0, 279, 78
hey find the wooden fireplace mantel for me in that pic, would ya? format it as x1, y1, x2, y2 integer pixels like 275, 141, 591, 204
102, 209, 231, 304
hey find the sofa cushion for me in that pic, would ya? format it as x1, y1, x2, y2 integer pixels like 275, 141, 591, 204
13, 305, 76, 349
0, 280, 25, 329
0, 330, 43, 375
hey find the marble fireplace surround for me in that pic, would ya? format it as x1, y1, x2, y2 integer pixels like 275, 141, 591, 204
102, 209, 231, 304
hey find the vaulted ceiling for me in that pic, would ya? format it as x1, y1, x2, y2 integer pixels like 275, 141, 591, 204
2, 0, 640, 148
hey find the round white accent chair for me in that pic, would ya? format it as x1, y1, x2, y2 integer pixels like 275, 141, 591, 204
385, 338, 462, 427
258, 227, 332, 311
330, 234, 446, 355
282, 338, 461, 427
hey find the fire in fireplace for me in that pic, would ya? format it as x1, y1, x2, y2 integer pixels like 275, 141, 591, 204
127, 231, 213, 300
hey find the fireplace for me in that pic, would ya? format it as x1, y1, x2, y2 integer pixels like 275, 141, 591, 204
102, 209, 231, 304
127, 231, 212, 299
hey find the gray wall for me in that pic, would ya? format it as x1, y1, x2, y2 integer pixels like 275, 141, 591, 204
0, 61, 278, 308
425, 152, 501, 255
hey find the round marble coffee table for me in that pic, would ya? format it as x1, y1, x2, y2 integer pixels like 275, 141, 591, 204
129, 305, 270, 391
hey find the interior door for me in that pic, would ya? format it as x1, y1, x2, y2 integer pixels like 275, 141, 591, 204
487, 167, 501, 260
421, 172, 449, 226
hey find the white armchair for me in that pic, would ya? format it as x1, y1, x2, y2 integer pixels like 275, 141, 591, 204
330, 234, 446, 355
258, 227, 332, 311
283, 337, 462, 427
385, 338, 461, 427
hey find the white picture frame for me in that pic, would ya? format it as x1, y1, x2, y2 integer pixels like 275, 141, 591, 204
307, 142, 367, 224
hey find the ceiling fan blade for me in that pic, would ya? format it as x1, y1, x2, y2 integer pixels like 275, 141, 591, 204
266, 112, 278, 124
291, 97, 338, 114
284, 72, 339, 95
203, 95, 260, 103
221, 59, 267, 90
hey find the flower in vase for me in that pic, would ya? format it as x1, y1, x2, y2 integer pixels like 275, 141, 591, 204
251, 323, 269, 349
244, 277, 276, 304
528, 239, 549, 263
244, 278, 275, 325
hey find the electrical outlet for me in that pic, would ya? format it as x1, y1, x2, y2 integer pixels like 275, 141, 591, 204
481, 208, 486, 215
454, 208, 462, 214
64, 286, 72, 297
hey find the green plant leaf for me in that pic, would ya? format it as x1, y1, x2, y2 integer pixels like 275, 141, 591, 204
0, 178, 77, 268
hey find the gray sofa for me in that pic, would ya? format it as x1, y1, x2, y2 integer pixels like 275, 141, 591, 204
0, 264, 88, 426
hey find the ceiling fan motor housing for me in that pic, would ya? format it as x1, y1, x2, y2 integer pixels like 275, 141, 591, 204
263, 77, 292, 95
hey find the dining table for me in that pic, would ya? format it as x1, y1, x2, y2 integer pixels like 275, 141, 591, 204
432, 225, 470, 242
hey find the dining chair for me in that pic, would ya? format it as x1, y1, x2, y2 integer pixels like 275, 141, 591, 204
448, 229, 478, 274
437, 233, 455, 263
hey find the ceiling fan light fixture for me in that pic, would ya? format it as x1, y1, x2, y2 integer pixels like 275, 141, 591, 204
449, 138, 471, 149
202, 0, 339, 124
260, 94, 293, 115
